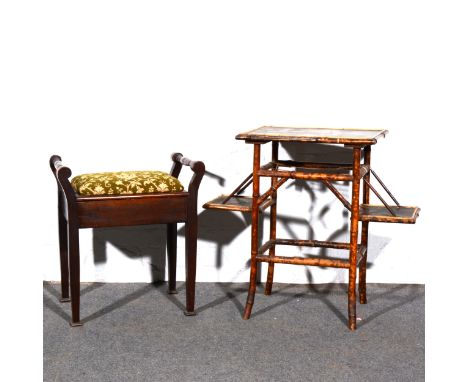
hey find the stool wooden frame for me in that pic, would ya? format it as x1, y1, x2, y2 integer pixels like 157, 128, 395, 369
50, 153, 205, 326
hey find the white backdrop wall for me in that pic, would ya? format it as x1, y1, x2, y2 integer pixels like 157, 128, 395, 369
3, 1, 467, 288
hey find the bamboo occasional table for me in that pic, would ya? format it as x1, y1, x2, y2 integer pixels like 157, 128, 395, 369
204, 126, 420, 330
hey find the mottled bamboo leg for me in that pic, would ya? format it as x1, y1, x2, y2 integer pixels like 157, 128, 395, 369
265, 142, 278, 296
68, 219, 82, 327
58, 194, 70, 302
167, 223, 178, 294
243, 143, 261, 319
348, 147, 361, 330
184, 206, 197, 316
359, 146, 371, 304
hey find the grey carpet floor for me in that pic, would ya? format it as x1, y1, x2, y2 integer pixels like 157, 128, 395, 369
43, 282, 424, 382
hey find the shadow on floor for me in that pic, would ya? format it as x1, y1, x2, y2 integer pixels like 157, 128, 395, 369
44, 280, 423, 330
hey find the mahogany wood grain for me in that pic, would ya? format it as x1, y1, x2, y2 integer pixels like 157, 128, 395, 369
76, 194, 188, 228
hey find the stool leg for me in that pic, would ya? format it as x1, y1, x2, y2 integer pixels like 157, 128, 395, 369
167, 223, 178, 294
243, 143, 261, 319
184, 209, 197, 316
348, 147, 361, 331
68, 221, 82, 326
58, 199, 70, 302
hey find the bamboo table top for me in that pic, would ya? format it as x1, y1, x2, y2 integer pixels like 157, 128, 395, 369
236, 126, 388, 145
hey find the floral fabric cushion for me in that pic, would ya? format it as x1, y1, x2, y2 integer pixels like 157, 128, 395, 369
71, 171, 184, 196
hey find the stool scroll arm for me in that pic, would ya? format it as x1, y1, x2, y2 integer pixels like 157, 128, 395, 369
171, 153, 205, 182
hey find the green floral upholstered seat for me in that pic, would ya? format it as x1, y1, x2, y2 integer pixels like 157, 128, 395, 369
71, 170, 184, 196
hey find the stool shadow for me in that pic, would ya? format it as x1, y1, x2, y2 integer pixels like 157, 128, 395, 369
86, 226, 169, 322
43, 281, 169, 324
87, 207, 256, 319
195, 283, 247, 315
158, 282, 299, 317
43, 282, 72, 322
43, 226, 168, 324
150, 281, 247, 316
81, 283, 162, 324
83, 201, 258, 322
178, 209, 250, 270
43, 282, 109, 322
92, 225, 167, 282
